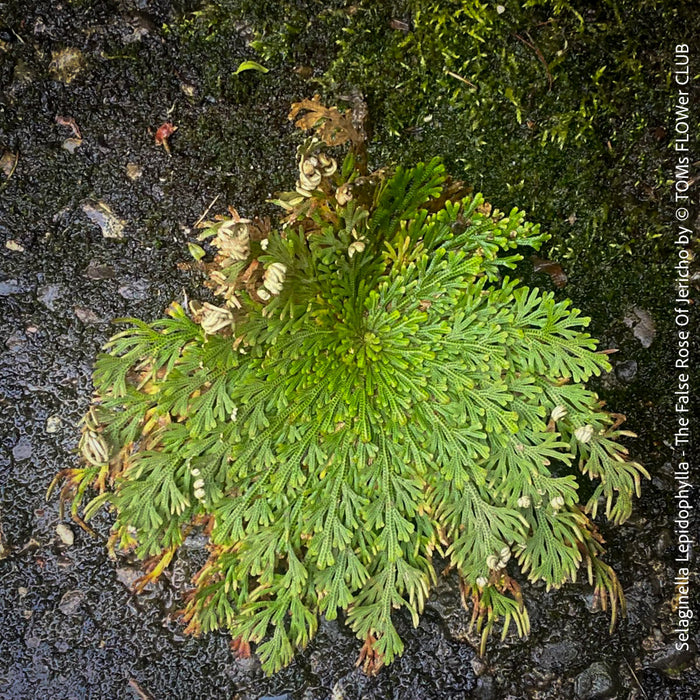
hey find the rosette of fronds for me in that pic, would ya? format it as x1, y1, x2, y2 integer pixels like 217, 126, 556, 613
52, 98, 647, 675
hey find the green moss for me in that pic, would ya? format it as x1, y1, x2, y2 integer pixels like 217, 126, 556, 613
198, 0, 694, 277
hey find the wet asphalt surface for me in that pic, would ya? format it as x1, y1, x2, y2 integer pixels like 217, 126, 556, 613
1, 1, 698, 698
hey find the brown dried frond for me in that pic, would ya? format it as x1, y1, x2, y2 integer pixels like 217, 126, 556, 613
355, 633, 385, 675
289, 95, 364, 148
231, 636, 251, 658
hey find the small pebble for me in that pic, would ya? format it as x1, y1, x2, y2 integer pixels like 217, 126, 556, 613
45, 415, 62, 433
646, 641, 696, 671
0, 279, 25, 296
84, 261, 116, 280
574, 661, 618, 699
533, 641, 580, 671
471, 657, 487, 676
5, 330, 27, 351
623, 307, 655, 348
38, 283, 63, 311
116, 567, 144, 589
126, 162, 143, 180
56, 523, 74, 546
82, 201, 126, 239
74, 306, 102, 325
615, 359, 637, 383
62, 138, 83, 154
12, 437, 33, 461
474, 676, 497, 700
655, 528, 673, 557
118, 278, 150, 300
54, 638, 70, 653
58, 589, 84, 616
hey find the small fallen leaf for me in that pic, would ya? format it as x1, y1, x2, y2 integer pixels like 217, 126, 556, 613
180, 82, 197, 97
234, 60, 269, 75
154, 122, 177, 155
531, 256, 568, 288
187, 242, 206, 261
1, 151, 18, 178
293, 66, 313, 79
390, 19, 410, 31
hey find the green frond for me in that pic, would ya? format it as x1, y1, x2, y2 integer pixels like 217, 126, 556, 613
61, 135, 645, 675
577, 430, 650, 524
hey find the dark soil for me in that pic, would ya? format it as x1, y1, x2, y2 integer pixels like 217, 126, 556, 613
1, 1, 698, 699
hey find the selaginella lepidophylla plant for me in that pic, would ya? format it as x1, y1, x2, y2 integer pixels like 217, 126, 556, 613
52, 97, 648, 674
